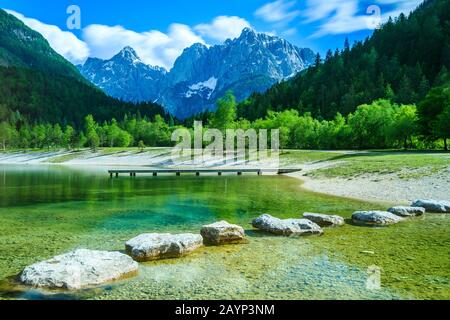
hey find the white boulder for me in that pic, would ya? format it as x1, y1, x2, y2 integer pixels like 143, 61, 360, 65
20, 249, 138, 290
200, 221, 245, 245
411, 199, 450, 213
125, 233, 203, 262
388, 206, 425, 217
303, 212, 345, 227
252, 214, 323, 236
352, 211, 404, 226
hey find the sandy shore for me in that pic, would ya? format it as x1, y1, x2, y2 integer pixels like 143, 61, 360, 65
287, 162, 450, 204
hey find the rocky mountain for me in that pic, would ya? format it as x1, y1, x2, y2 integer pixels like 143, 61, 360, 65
79, 47, 166, 103
79, 28, 315, 119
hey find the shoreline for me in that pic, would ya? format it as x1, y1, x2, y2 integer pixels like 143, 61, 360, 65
1, 149, 449, 204
292, 174, 407, 205
287, 170, 450, 205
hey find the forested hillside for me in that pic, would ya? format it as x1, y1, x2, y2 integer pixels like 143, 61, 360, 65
237, 0, 450, 121
0, 66, 167, 127
0, 9, 167, 129
0, 9, 85, 82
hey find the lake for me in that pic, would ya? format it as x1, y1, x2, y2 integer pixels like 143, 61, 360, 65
0, 165, 448, 300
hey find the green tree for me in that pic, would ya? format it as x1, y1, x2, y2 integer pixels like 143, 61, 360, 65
385, 84, 396, 101
210, 91, 237, 131
76, 132, 87, 150
115, 130, 132, 147
418, 86, 450, 149
348, 100, 395, 149
396, 75, 414, 104
31, 124, 46, 149
18, 125, 31, 149
138, 140, 145, 152
435, 104, 450, 151
63, 125, 76, 150
51, 124, 63, 148
85, 115, 99, 152
106, 119, 121, 147
391, 104, 418, 149
0, 122, 16, 150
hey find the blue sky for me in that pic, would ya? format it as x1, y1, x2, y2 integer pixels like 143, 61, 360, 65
0, 0, 423, 69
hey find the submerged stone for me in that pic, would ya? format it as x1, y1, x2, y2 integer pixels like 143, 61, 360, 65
125, 233, 203, 262
303, 212, 345, 227
252, 214, 323, 236
411, 199, 450, 213
20, 249, 138, 290
200, 221, 246, 245
388, 206, 425, 217
352, 211, 404, 226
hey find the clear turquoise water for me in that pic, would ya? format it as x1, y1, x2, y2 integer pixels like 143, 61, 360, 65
0, 165, 448, 300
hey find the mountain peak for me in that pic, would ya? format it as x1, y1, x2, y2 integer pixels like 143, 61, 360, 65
183, 42, 208, 54
115, 46, 141, 63
239, 27, 257, 40
241, 27, 256, 35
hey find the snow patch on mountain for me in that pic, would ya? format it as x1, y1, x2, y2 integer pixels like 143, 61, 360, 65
186, 77, 218, 99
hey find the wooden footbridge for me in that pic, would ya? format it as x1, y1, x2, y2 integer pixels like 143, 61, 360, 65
108, 168, 301, 178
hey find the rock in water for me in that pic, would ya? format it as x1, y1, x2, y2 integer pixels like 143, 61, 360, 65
125, 233, 203, 262
20, 249, 138, 290
303, 212, 345, 227
352, 211, 404, 226
252, 214, 323, 236
388, 206, 425, 217
200, 221, 246, 245
411, 199, 450, 213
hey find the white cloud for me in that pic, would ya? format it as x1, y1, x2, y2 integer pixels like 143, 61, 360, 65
377, 0, 423, 20
282, 28, 297, 36
302, 0, 354, 23
255, 0, 301, 24
4, 9, 254, 69
303, 0, 422, 38
5, 9, 90, 64
304, 0, 367, 37
194, 16, 251, 42
83, 23, 205, 70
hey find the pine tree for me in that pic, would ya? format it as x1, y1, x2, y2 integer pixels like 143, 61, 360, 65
397, 76, 414, 104
344, 38, 350, 52
385, 84, 396, 101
